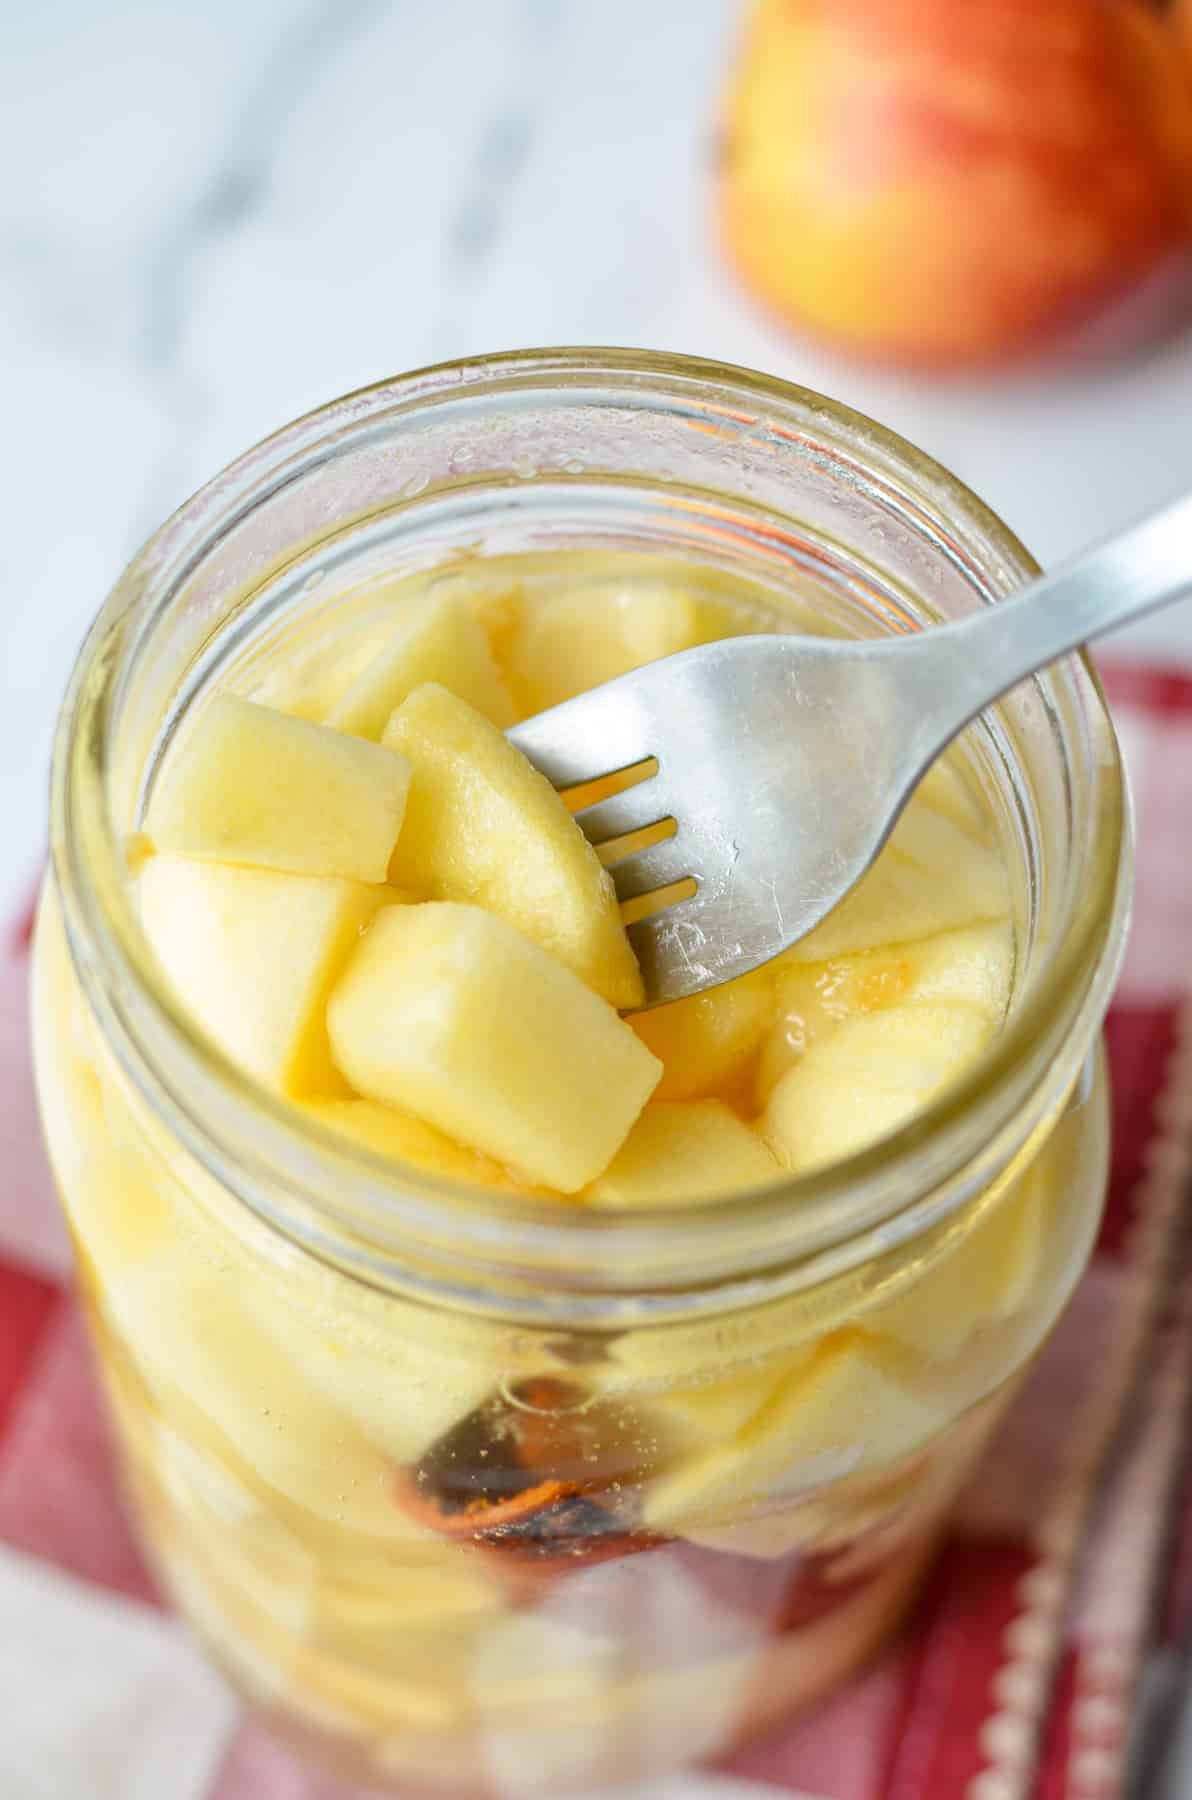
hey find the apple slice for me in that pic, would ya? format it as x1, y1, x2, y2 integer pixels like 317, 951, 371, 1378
763, 1003, 995, 1174
757, 921, 1013, 1100
868, 1161, 1050, 1360
642, 1331, 937, 1538
327, 903, 661, 1192
585, 1101, 779, 1206
505, 581, 755, 714
146, 693, 411, 883
788, 801, 1009, 963
304, 1097, 529, 1193
630, 968, 774, 1100
383, 683, 642, 1008
326, 589, 514, 738
140, 855, 395, 1095
105, 1242, 427, 1540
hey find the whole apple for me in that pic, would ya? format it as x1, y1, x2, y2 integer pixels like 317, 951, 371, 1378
719, 0, 1192, 366
1179, 0, 1192, 63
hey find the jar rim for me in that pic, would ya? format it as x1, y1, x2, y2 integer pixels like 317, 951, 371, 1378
49, 347, 1132, 1322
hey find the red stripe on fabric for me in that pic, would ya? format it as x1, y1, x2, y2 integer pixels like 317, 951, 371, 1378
877, 1537, 1037, 1800
0, 1300, 159, 1607
1034, 1650, 1079, 1800
1099, 1004, 1176, 1259
7, 886, 40, 960
1098, 662, 1192, 719
0, 1256, 62, 1438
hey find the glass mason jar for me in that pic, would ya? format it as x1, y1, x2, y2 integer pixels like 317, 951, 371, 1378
32, 350, 1130, 1797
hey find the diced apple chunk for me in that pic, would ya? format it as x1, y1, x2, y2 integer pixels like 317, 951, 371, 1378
505, 582, 752, 714
585, 1102, 779, 1206
788, 802, 1009, 963
140, 855, 394, 1095
326, 903, 661, 1191
642, 1331, 937, 1536
763, 1004, 995, 1174
383, 684, 642, 1008
463, 579, 524, 668
757, 922, 1013, 1101
304, 1097, 528, 1193
326, 589, 514, 738
146, 694, 411, 883
868, 1162, 1049, 1360
106, 1243, 422, 1539
630, 969, 774, 1100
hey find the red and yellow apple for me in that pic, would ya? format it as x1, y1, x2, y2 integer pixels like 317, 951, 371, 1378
719, 0, 1192, 366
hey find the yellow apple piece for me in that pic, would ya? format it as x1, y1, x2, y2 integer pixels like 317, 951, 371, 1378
642, 1330, 936, 1539
630, 968, 774, 1100
140, 855, 394, 1095
326, 589, 514, 738
247, 1282, 500, 1473
304, 1097, 528, 1193
146, 693, 411, 883
789, 801, 1009, 963
505, 581, 752, 714
763, 1003, 994, 1174
758, 921, 1013, 1101
585, 1101, 779, 1206
383, 683, 642, 1008
104, 1245, 419, 1541
868, 1161, 1050, 1361
327, 903, 661, 1191
425, 570, 526, 669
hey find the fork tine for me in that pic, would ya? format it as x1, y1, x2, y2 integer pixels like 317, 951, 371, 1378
573, 779, 668, 847
607, 838, 695, 902
505, 683, 657, 791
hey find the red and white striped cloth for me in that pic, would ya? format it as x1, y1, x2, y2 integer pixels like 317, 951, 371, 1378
2, 660, 1191, 1800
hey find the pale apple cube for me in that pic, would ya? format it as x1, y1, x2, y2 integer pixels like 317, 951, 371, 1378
327, 903, 661, 1191
644, 1355, 801, 1446
758, 922, 1013, 1100
304, 1097, 528, 1193
789, 801, 1009, 962
869, 1161, 1050, 1360
505, 581, 747, 714
763, 1003, 995, 1173
65, 1139, 181, 1281
630, 967, 775, 1100
915, 758, 991, 837
140, 855, 394, 1095
383, 684, 642, 1008
146, 693, 410, 883
248, 1283, 501, 1471
105, 1247, 417, 1541
643, 1331, 937, 1536
326, 589, 514, 738
585, 1101, 779, 1207
463, 578, 524, 668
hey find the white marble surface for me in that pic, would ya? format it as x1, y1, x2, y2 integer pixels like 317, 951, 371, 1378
6, 0, 1192, 923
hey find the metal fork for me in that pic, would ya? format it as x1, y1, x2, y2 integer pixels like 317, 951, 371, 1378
507, 490, 1192, 1008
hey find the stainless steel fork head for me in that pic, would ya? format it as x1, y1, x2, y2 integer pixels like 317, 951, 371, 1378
507, 635, 917, 1008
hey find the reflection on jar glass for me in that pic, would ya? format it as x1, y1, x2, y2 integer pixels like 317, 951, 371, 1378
33, 351, 1130, 1797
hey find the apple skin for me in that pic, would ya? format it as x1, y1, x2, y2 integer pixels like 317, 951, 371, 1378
719, 0, 1192, 368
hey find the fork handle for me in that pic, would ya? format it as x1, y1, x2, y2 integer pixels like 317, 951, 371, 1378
897, 489, 1192, 756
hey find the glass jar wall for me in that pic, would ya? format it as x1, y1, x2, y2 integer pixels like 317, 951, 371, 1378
33, 352, 1129, 1795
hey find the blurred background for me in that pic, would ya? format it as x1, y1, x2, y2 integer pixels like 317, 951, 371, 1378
3, 0, 1192, 924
